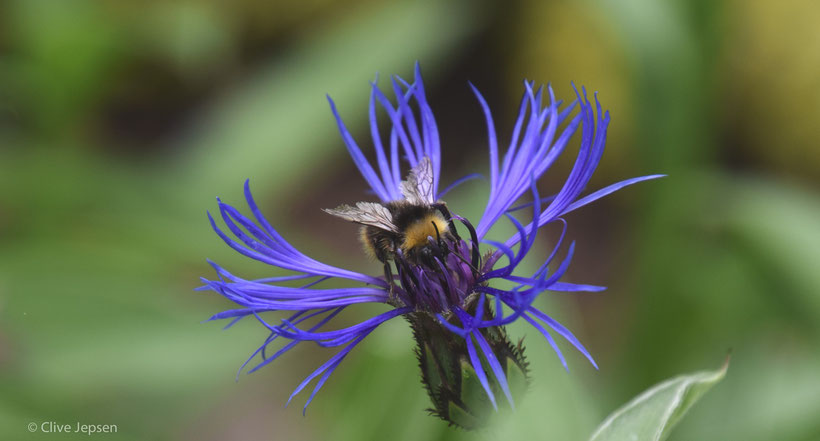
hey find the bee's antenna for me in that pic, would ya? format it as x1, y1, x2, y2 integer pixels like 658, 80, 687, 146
431, 220, 443, 248
451, 215, 481, 271
433, 203, 461, 241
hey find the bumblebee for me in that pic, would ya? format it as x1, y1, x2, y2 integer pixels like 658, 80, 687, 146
324, 158, 461, 273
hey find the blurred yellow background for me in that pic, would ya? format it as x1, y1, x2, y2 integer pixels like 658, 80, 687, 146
1, 0, 819, 440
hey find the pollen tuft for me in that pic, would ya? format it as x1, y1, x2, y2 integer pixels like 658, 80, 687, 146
401, 213, 449, 252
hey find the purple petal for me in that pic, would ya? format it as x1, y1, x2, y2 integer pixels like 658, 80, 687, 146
437, 173, 483, 200
549, 282, 607, 292
327, 95, 391, 201
472, 329, 515, 409
561, 174, 667, 215
465, 333, 498, 411
470, 83, 499, 194
522, 313, 568, 371
527, 306, 598, 369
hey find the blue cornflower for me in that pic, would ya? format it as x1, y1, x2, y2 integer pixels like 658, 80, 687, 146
200, 63, 662, 427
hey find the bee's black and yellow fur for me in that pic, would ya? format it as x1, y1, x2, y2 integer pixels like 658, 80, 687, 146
359, 201, 456, 266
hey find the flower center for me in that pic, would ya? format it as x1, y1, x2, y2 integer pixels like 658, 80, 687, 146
387, 213, 486, 315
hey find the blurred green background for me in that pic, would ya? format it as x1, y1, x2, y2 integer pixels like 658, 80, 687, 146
2, 0, 819, 439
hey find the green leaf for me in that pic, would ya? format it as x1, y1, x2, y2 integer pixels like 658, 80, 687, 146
589, 360, 728, 441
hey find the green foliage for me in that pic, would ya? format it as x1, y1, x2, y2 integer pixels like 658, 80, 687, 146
590, 361, 728, 441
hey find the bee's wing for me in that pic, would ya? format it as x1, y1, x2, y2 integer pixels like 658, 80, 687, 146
323, 202, 398, 232
401, 157, 435, 205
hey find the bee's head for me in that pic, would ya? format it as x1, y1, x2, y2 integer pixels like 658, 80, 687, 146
401, 212, 450, 254
404, 223, 457, 269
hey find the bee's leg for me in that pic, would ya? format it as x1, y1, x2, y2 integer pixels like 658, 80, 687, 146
433, 203, 461, 241
382, 261, 394, 284
384, 239, 400, 288
382, 260, 397, 301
